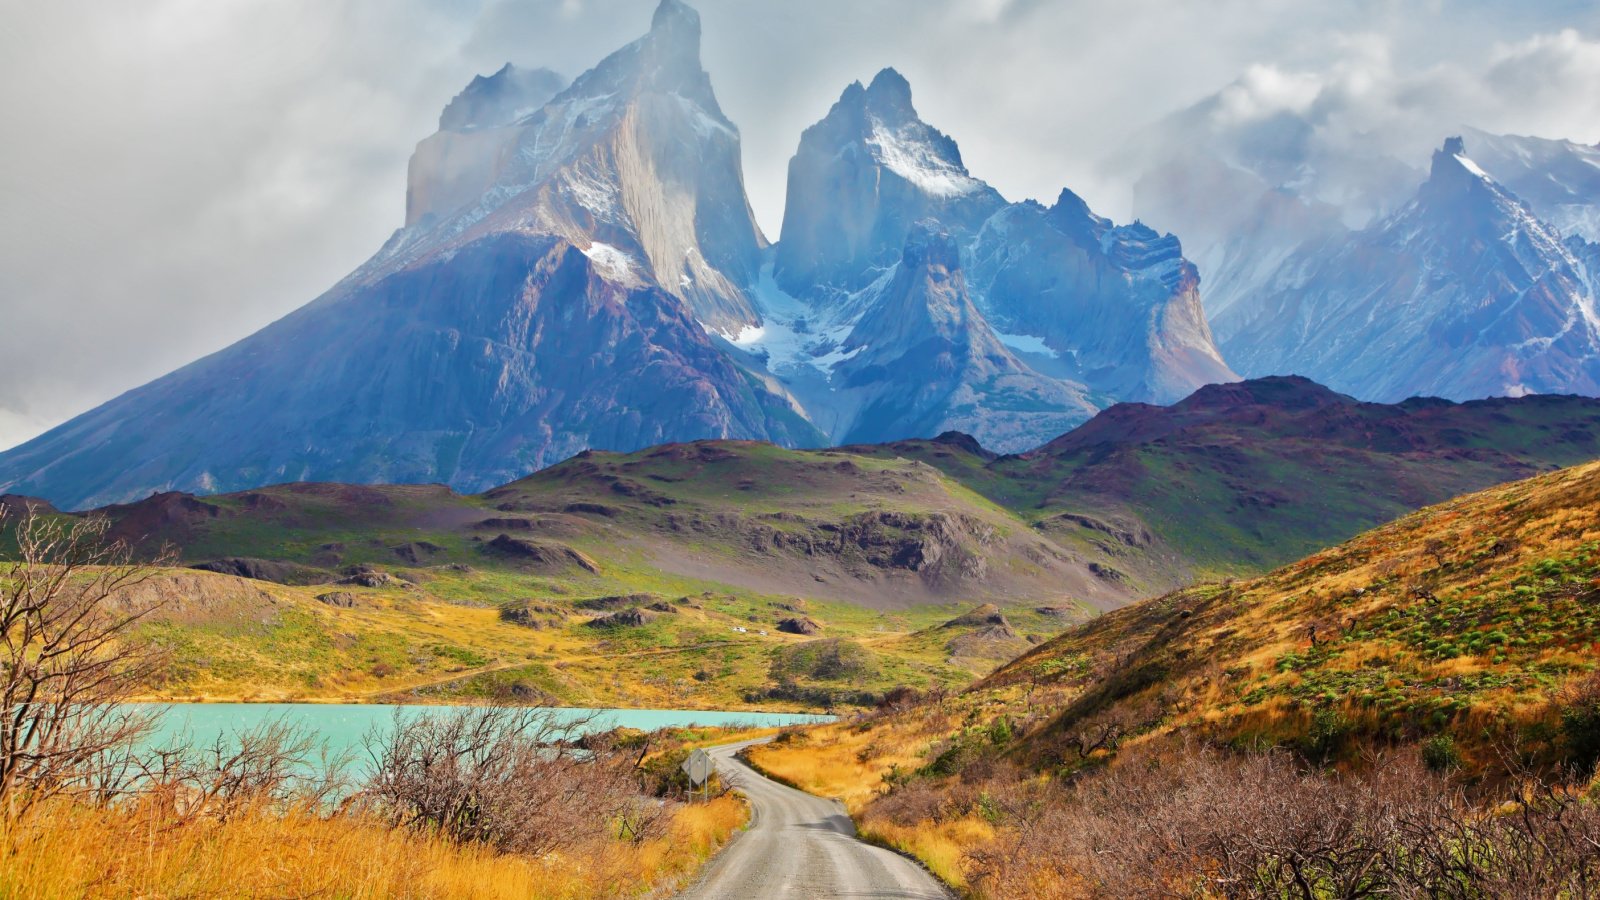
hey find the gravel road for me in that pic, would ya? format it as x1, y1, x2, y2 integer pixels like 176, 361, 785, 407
675, 738, 953, 900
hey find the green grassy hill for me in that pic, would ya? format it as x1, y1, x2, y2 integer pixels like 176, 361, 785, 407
20, 441, 1126, 709
10, 377, 1600, 712
853, 377, 1600, 586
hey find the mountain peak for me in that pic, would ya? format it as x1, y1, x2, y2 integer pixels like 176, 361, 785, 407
829, 67, 917, 123
438, 64, 566, 131
557, 0, 714, 109
650, 0, 701, 42
1427, 135, 1496, 191
866, 67, 914, 110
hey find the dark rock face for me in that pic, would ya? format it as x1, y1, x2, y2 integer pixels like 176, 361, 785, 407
314, 591, 360, 608
830, 222, 1097, 451
190, 557, 334, 586
777, 616, 822, 635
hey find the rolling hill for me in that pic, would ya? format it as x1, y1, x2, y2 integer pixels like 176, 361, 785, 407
748, 456, 1600, 893
852, 376, 1600, 584
8, 377, 1600, 711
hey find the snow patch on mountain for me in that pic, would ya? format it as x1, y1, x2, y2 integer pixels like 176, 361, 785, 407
583, 242, 638, 282
742, 260, 861, 376
1454, 152, 1490, 180
867, 124, 985, 198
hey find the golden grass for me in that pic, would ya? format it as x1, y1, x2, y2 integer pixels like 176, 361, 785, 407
859, 815, 994, 889
0, 793, 745, 899
749, 715, 950, 813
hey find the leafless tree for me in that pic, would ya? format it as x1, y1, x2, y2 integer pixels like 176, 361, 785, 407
134, 718, 353, 820
1421, 537, 1451, 570
0, 509, 172, 813
359, 706, 664, 855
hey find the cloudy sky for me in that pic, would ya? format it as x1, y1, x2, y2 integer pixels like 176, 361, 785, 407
3, 0, 1599, 450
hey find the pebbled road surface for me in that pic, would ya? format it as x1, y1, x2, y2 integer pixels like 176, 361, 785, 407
675, 738, 953, 900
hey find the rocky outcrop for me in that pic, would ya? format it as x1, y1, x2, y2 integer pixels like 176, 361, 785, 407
190, 557, 334, 586
941, 603, 1008, 629
742, 508, 995, 584
777, 616, 822, 635
389, 541, 445, 564
499, 599, 567, 629
939, 604, 1024, 660
574, 593, 662, 611
485, 534, 601, 574
585, 608, 660, 629
337, 565, 406, 588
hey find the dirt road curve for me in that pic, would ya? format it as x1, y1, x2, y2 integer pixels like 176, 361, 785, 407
675, 739, 953, 900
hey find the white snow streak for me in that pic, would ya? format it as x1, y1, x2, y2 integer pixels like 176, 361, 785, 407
868, 125, 984, 198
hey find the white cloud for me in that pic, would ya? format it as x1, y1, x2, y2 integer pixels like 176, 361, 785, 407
1485, 28, 1600, 139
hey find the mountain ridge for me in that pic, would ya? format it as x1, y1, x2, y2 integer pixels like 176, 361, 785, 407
1216, 137, 1600, 403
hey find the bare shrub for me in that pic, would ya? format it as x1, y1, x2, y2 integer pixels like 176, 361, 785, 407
964, 741, 1600, 900
359, 707, 663, 855
876, 685, 924, 713
0, 510, 172, 812
1555, 670, 1600, 775
136, 719, 352, 820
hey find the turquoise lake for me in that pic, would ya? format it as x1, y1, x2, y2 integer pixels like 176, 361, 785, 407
144, 703, 833, 762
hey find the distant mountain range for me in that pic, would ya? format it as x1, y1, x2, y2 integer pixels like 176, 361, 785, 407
12, 377, 1600, 598
1130, 96, 1600, 404
2, 0, 1599, 511
1216, 137, 1600, 402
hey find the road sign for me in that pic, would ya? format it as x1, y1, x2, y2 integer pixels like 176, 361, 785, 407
682, 748, 714, 787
